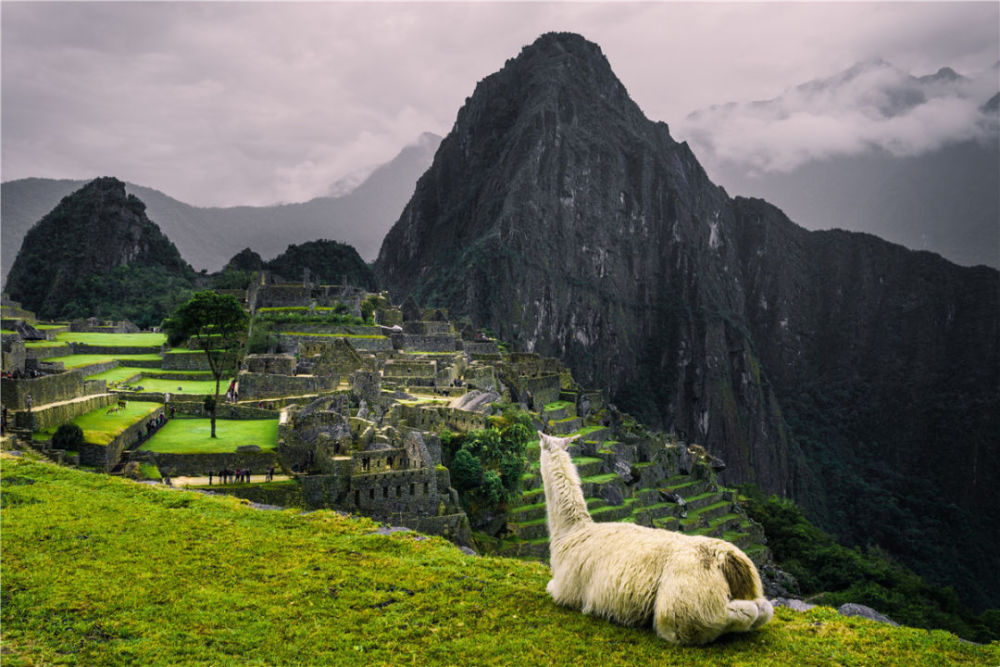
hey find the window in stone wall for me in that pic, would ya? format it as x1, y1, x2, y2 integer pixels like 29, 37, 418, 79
424, 482, 429, 494
410, 483, 415, 496
369, 488, 374, 500
383, 486, 388, 498
396, 485, 401, 498
354, 490, 360, 505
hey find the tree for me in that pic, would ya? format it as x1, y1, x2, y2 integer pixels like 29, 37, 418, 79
163, 291, 248, 438
53, 423, 84, 451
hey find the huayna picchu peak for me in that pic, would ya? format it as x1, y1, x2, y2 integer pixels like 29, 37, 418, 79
4, 177, 196, 328
375, 32, 999, 611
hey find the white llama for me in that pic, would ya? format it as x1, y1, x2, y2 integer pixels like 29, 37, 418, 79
538, 431, 773, 645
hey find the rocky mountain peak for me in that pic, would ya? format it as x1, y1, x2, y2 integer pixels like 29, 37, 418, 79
4, 176, 194, 326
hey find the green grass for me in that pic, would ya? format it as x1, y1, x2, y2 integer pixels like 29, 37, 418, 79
1, 456, 996, 666
54, 332, 167, 346
41, 353, 163, 368
23, 340, 68, 348
543, 400, 574, 411
120, 377, 222, 395
139, 419, 277, 454
34, 401, 162, 446
85, 366, 147, 383
281, 331, 387, 339
257, 306, 339, 313
33, 323, 69, 330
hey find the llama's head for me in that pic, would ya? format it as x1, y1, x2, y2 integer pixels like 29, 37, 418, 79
538, 431, 579, 453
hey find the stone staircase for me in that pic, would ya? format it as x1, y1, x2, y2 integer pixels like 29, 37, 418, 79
498, 412, 769, 563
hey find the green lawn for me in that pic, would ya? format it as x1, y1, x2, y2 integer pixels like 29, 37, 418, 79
121, 377, 223, 395
1, 456, 996, 666
23, 340, 68, 348
54, 332, 167, 346
33, 323, 69, 330
139, 418, 278, 454
41, 353, 163, 368
34, 401, 162, 446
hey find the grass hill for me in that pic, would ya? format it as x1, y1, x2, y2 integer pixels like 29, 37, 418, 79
2, 454, 996, 666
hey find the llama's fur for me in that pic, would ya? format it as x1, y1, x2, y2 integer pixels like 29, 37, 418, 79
538, 431, 773, 645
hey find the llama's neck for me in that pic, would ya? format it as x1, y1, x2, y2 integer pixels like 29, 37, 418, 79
540, 446, 592, 539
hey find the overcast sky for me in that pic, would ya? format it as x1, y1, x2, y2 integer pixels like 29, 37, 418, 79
2, 1, 998, 207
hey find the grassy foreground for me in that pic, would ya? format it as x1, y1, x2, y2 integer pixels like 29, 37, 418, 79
2, 457, 996, 666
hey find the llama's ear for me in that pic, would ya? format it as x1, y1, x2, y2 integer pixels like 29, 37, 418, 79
537, 431, 551, 451
567, 434, 581, 443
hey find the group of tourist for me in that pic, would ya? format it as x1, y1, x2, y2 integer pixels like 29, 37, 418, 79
3, 368, 41, 379
225, 379, 240, 403
208, 466, 276, 485
145, 412, 167, 434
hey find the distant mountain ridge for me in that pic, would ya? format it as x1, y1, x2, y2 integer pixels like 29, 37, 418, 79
1, 133, 441, 280
678, 58, 999, 268
375, 32, 999, 610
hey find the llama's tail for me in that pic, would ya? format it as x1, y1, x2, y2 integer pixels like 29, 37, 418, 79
720, 548, 762, 600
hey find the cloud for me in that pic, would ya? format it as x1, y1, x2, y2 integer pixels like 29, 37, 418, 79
2, 2, 997, 206
677, 59, 999, 174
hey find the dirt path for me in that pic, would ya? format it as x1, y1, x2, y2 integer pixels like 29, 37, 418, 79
170, 474, 291, 487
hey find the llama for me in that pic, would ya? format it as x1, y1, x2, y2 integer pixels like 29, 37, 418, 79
538, 431, 772, 645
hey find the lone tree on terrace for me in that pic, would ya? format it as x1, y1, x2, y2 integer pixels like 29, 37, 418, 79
163, 291, 248, 438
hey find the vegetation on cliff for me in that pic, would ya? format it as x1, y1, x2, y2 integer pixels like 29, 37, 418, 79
741, 486, 1000, 643
3, 455, 996, 666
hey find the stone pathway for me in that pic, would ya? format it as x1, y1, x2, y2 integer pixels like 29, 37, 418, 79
170, 474, 291, 487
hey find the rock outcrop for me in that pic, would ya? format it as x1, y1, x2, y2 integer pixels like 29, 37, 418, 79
375, 32, 999, 609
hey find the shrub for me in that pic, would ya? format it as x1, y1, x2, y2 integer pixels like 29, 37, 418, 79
450, 449, 482, 492
52, 423, 84, 451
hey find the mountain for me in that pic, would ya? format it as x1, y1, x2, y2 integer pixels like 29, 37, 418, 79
4, 177, 196, 328
375, 33, 1000, 610
1, 133, 441, 279
678, 59, 999, 268
261, 240, 376, 290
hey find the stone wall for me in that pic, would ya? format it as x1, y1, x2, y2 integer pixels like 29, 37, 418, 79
522, 374, 562, 409
255, 284, 312, 307
2, 339, 26, 373
200, 479, 304, 507
397, 405, 488, 433
143, 450, 279, 477
169, 401, 279, 419
301, 339, 362, 380
1, 371, 86, 410
25, 344, 72, 360
162, 352, 214, 371
279, 333, 392, 354
244, 354, 297, 375
237, 371, 339, 400
78, 414, 151, 471
142, 370, 214, 381
403, 321, 453, 335
374, 308, 403, 327
463, 341, 500, 355
383, 359, 437, 380
389, 333, 459, 352
464, 365, 500, 393
72, 344, 164, 355
15, 393, 115, 431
